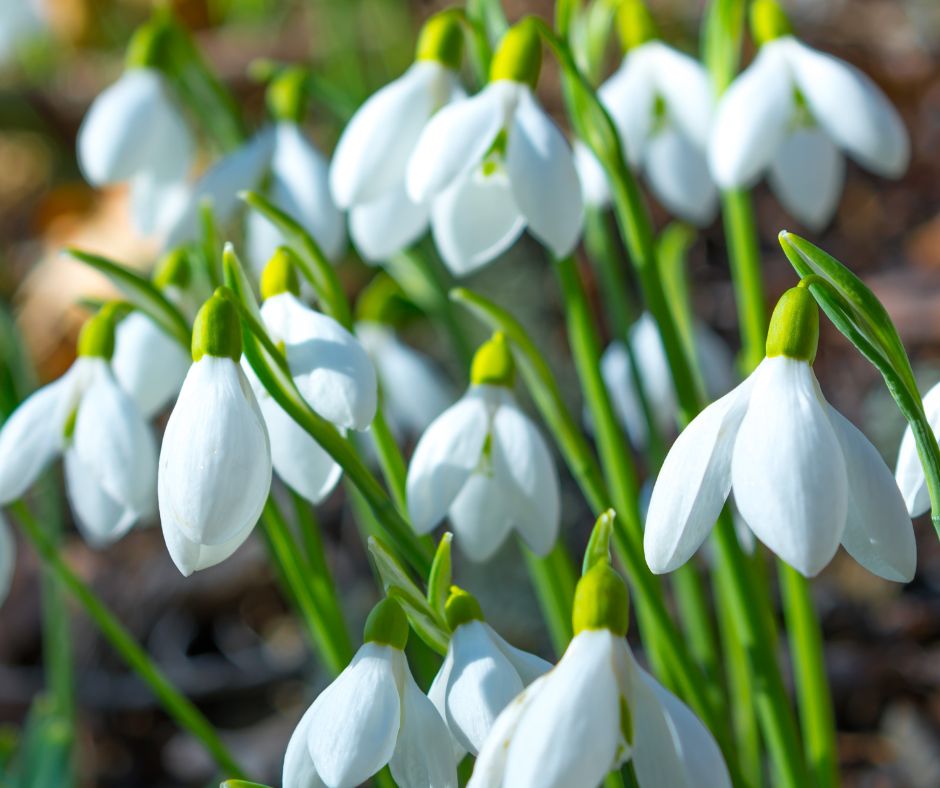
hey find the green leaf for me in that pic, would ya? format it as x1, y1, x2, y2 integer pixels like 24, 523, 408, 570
10, 695, 73, 788
65, 248, 191, 350
582, 509, 617, 575
220, 781, 273, 788
368, 537, 449, 655
427, 533, 453, 618
702, 0, 747, 93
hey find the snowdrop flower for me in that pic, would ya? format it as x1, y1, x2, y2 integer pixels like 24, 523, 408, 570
78, 25, 194, 238
112, 251, 194, 418
356, 321, 452, 436
0, 307, 157, 546
470, 561, 731, 788
406, 333, 560, 561
158, 292, 272, 576
708, 0, 909, 230
283, 598, 457, 788
645, 282, 916, 580
429, 587, 551, 758
601, 312, 735, 448
896, 381, 940, 518
407, 19, 583, 275
574, 1, 717, 225
0, 514, 13, 606
331, 12, 466, 262
243, 252, 377, 504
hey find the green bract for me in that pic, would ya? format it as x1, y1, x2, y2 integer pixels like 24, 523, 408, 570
444, 586, 484, 630
260, 249, 301, 300
749, 0, 792, 46
191, 291, 242, 362
765, 286, 819, 363
572, 562, 630, 637
363, 598, 410, 650
490, 19, 542, 88
471, 332, 515, 387
416, 11, 464, 71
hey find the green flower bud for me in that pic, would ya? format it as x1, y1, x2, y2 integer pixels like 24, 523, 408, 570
416, 11, 464, 71
77, 305, 119, 360
125, 18, 169, 69
470, 332, 515, 388
363, 597, 410, 650
260, 249, 300, 301
153, 248, 192, 291
750, 0, 792, 46
616, 0, 658, 52
267, 66, 308, 125
444, 586, 484, 630
490, 19, 542, 89
191, 291, 242, 362
765, 284, 819, 363
572, 561, 630, 637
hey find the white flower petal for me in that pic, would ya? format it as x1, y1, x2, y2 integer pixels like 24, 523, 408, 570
597, 49, 657, 167
332, 62, 460, 207
649, 42, 715, 151
407, 81, 516, 203
443, 620, 526, 755
449, 472, 515, 562
645, 376, 753, 573
708, 41, 794, 188
731, 357, 847, 576
0, 370, 77, 503
308, 643, 401, 788
161, 514, 255, 577
260, 395, 343, 504
0, 514, 14, 606
503, 630, 621, 788
505, 87, 584, 258
349, 186, 430, 263
491, 401, 560, 556
827, 406, 916, 581
785, 38, 909, 177
129, 170, 189, 239
428, 644, 468, 763
406, 390, 489, 533
262, 293, 377, 430
283, 701, 326, 788
389, 656, 458, 788
895, 381, 940, 517
484, 624, 551, 685
768, 126, 845, 231
573, 141, 610, 207
63, 449, 137, 547
643, 126, 718, 226
112, 312, 190, 419
158, 357, 272, 546
430, 166, 526, 276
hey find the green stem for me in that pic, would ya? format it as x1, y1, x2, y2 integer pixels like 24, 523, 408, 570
780, 565, 839, 788
369, 409, 409, 514
722, 189, 766, 373
10, 502, 245, 779
522, 544, 576, 655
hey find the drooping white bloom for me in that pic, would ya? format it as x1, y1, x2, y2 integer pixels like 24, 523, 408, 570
471, 564, 730, 788
429, 589, 551, 758
0, 315, 157, 546
645, 286, 916, 580
406, 22, 583, 275
601, 312, 735, 448
158, 295, 272, 576
283, 599, 457, 788
78, 68, 194, 238
406, 335, 560, 561
0, 513, 13, 606
708, 35, 909, 230
575, 41, 718, 225
896, 380, 940, 518
246, 122, 346, 273
332, 59, 464, 262
356, 322, 453, 435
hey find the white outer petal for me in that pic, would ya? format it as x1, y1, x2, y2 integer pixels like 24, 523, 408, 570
573, 141, 611, 208
307, 643, 402, 788
64, 448, 138, 547
158, 357, 272, 546
448, 471, 515, 562
768, 126, 845, 231
731, 357, 847, 576
407, 81, 517, 203
643, 125, 718, 226
491, 400, 560, 556
283, 701, 326, 788
645, 375, 753, 573
503, 630, 621, 788
349, 185, 430, 263
597, 49, 657, 167
483, 623, 552, 685
505, 87, 584, 258
262, 293, 378, 430
161, 514, 255, 577
112, 312, 190, 418
784, 38, 909, 177
406, 390, 489, 533
895, 382, 940, 517
428, 646, 468, 763
649, 42, 715, 151
828, 406, 916, 581
130, 170, 190, 239
332, 62, 460, 207
708, 41, 794, 188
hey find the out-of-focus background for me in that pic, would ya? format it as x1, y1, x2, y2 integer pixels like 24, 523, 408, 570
2, 0, 940, 785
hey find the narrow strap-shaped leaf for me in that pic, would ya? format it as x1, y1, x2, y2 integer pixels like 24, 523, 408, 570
426, 533, 453, 619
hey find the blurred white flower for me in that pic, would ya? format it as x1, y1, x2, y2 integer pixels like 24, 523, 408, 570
708, 35, 908, 230
0, 0, 46, 65
575, 41, 717, 225
896, 379, 940, 517
645, 286, 915, 580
